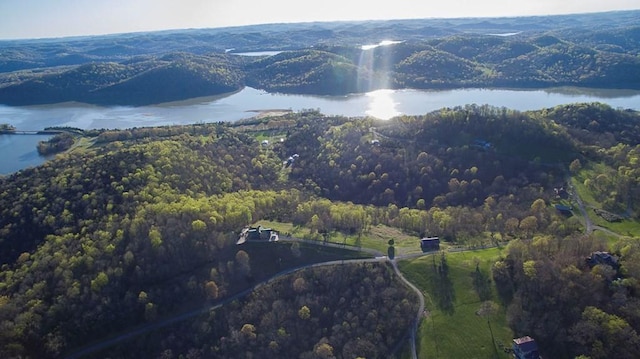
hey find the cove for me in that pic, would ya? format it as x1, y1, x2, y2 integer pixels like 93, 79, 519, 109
1, 86, 639, 174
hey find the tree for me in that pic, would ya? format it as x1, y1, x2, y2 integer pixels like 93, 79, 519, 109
519, 216, 538, 236
314, 341, 335, 359
91, 272, 109, 292
149, 226, 163, 248
145, 302, 157, 321
570, 159, 582, 174
192, 219, 207, 231
293, 277, 307, 293
531, 198, 546, 213
240, 323, 257, 340
138, 291, 149, 304
298, 305, 311, 320
205, 280, 219, 300
310, 214, 323, 233
236, 250, 251, 277
571, 306, 640, 359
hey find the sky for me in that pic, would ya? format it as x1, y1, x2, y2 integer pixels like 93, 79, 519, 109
0, 0, 638, 40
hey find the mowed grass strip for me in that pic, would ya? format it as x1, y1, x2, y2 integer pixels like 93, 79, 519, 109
254, 221, 424, 255
399, 248, 514, 359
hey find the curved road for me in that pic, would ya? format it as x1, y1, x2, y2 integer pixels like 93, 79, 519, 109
64, 247, 424, 359
568, 180, 627, 239
390, 258, 425, 359
568, 181, 595, 234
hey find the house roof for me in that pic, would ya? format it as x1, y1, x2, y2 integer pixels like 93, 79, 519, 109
513, 336, 538, 352
588, 251, 619, 266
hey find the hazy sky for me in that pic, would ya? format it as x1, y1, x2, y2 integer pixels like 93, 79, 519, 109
1, 0, 638, 40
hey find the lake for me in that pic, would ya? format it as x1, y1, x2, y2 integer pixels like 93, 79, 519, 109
1, 86, 639, 175
0, 134, 52, 175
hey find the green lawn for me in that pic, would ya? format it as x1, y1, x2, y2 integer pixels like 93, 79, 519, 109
254, 220, 310, 238
571, 166, 640, 239
256, 221, 518, 358
591, 217, 640, 238
399, 248, 514, 359
333, 224, 424, 255
254, 221, 424, 255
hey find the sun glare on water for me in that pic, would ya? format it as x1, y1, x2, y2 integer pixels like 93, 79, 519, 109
365, 89, 401, 120
360, 40, 404, 50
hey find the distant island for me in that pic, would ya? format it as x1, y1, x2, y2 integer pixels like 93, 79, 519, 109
0, 10, 639, 106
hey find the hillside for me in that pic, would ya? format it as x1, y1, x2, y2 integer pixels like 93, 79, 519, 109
0, 53, 244, 106
245, 50, 363, 95
0, 11, 640, 105
0, 104, 639, 358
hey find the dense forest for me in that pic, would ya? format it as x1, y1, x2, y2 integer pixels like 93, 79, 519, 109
0, 53, 244, 105
1, 9, 640, 359
1, 11, 639, 105
0, 103, 639, 358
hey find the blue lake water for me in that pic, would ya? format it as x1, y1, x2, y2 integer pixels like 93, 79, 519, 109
0, 134, 52, 175
1, 86, 639, 175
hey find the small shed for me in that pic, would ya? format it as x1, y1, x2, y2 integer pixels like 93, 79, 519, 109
555, 204, 573, 215
512, 336, 540, 359
420, 237, 440, 252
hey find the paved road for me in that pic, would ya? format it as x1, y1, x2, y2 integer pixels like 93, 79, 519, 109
64, 255, 388, 358
568, 179, 627, 239
568, 182, 595, 234
65, 232, 433, 359
390, 259, 424, 359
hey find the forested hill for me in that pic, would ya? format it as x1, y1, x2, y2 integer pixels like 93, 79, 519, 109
0, 53, 245, 106
1, 103, 639, 358
0, 10, 639, 105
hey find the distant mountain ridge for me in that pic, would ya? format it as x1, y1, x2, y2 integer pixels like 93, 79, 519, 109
0, 10, 638, 105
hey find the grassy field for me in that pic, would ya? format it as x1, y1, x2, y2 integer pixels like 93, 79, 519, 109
256, 221, 521, 358
254, 220, 425, 255
68, 135, 96, 153
399, 247, 514, 359
571, 165, 640, 238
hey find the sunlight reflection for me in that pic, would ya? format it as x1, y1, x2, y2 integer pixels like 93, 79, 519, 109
360, 40, 404, 50
365, 89, 401, 120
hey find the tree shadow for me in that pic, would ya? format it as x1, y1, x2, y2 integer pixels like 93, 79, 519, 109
430, 253, 456, 315
471, 264, 492, 301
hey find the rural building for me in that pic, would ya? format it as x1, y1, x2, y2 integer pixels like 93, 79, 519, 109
284, 153, 299, 168
512, 336, 540, 359
420, 237, 440, 252
554, 204, 573, 215
237, 226, 279, 244
554, 186, 569, 199
586, 251, 619, 269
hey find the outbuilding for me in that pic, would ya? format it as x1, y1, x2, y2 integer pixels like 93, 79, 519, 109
420, 237, 440, 252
